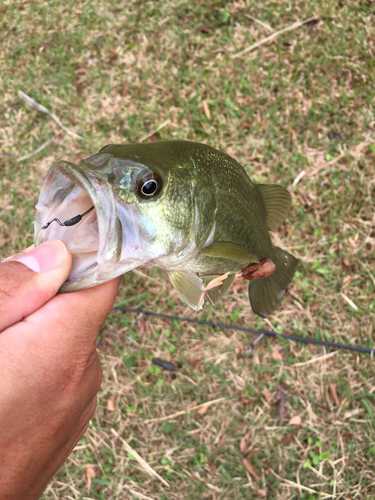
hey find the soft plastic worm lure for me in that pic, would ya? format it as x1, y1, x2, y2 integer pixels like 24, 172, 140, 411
41, 206, 95, 230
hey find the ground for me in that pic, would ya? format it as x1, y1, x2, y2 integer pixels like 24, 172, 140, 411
1, 1, 374, 498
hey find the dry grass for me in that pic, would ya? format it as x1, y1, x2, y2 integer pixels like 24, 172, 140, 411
1, 0, 375, 498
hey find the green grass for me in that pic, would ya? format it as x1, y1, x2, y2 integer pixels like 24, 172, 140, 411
1, 0, 375, 498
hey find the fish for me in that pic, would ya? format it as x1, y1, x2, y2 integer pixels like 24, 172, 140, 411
34, 140, 299, 317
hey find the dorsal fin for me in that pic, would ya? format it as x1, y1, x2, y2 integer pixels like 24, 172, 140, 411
257, 184, 292, 231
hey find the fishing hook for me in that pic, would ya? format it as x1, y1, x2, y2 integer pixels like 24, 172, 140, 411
41, 206, 95, 230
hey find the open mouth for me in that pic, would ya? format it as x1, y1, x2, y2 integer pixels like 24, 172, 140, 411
34, 160, 120, 291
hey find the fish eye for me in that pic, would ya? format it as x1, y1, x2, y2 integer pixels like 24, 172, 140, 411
137, 172, 163, 199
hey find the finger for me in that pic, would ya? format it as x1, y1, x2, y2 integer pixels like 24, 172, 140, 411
0, 240, 71, 332
25, 276, 121, 344
1, 244, 35, 263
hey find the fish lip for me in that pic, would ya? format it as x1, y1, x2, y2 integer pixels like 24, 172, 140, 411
34, 160, 120, 292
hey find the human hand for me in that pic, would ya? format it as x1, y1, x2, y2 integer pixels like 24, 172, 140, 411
0, 240, 121, 500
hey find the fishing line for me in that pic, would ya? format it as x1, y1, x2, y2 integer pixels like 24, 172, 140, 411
112, 306, 375, 355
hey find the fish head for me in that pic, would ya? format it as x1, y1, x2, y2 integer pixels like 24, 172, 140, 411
34, 142, 214, 292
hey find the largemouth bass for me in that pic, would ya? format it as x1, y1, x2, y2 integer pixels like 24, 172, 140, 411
34, 141, 298, 317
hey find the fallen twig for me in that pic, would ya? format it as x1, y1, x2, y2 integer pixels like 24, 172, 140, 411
270, 470, 333, 497
17, 137, 54, 162
245, 14, 273, 32
292, 351, 338, 367
231, 16, 319, 59
18, 90, 85, 141
183, 468, 222, 492
292, 169, 306, 186
111, 429, 170, 487
140, 119, 171, 143
124, 486, 156, 500
144, 397, 228, 423
340, 292, 358, 311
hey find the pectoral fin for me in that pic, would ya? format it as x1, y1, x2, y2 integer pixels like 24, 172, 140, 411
205, 273, 236, 305
200, 241, 259, 264
168, 271, 205, 311
257, 184, 292, 231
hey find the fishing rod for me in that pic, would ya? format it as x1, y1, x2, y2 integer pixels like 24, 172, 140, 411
112, 306, 375, 356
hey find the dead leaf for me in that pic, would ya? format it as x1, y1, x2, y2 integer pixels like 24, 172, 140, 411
235, 347, 242, 358
257, 489, 267, 497
200, 26, 213, 34
196, 272, 230, 310
328, 383, 340, 406
276, 385, 288, 425
120, 81, 128, 96
83, 464, 96, 490
106, 395, 116, 412
75, 67, 87, 75
148, 134, 158, 143
262, 52, 276, 58
345, 70, 352, 90
241, 396, 252, 406
240, 429, 252, 453
279, 398, 285, 426
74, 9, 83, 14
196, 292, 206, 312
196, 403, 210, 415
203, 101, 211, 120
187, 358, 202, 367
261, 388, 272, 401
288, 415, 302, 426
205, 272, 230, 290
343, 258, 351, 268
271, 349, 284, 361
241, 259, 276, 280
245, 450, 258, 460
108, 50, 118, 63
342, 275, 353, 286
282, 431, 296, 445
243, 458, 259, 480
239, 121, 252, 129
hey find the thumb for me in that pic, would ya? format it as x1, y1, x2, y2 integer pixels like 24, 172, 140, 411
0, 240, 72, 331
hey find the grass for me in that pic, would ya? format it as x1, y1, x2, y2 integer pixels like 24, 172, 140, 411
1, 0, 375, 498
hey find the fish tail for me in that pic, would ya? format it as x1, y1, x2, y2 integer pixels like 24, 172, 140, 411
248, 247, 299, 317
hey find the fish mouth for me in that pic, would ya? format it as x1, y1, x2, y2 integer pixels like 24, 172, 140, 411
34, 160, 121, 292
